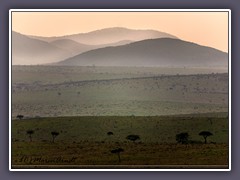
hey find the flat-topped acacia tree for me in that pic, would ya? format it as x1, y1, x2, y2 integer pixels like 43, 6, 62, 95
126, 135, 140, 143
107, 131, 113, 136
199, 131, 213, 144
26, 130, 34, 142
111, 148, 124, 163
51, 131, 59, 143
17, 114, 24, 120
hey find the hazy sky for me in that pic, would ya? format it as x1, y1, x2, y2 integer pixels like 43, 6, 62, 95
12, 11, 229, 52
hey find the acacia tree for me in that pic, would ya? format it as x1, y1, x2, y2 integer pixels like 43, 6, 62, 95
199, 131, 213, 144
107, 131, 113, 136
126, 135, 140, 143
176, 132, 189, 144
17, 115, 24, 120
26, 130, 34, 142
111, 148, 124, 163
51, 131, 59, 143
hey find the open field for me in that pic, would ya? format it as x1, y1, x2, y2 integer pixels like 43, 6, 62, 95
11, 65, 229, 168
12, 66, 228, 117
12, 65, 227, 84
11, 114, 229, 168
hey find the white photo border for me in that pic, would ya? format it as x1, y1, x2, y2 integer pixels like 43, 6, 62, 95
9, 9, 231, 172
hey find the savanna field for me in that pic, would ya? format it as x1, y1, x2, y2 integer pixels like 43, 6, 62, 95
11, 66, 229, 168
12, 115, 228, 168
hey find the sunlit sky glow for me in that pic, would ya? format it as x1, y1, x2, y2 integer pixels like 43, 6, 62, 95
12, 11, 229, 52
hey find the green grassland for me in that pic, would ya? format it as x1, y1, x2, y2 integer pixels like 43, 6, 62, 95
12, 114, 229, 168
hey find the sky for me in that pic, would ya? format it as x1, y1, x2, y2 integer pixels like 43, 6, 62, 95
12, 11, 229, 52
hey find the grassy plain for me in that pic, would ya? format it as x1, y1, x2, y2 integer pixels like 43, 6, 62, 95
12, 66, 228, 117
11, 114, 229, 168
11, 66, 229, 169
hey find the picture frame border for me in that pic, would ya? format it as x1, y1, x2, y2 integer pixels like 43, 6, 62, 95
9, 8, 231, 172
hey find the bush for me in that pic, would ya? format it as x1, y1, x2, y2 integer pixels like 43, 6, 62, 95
176, 132, 189, 144
126, 135, 140, 142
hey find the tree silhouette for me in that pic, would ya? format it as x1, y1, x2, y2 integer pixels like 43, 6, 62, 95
176, 132, 189, 144
199, 131, 213, 144
111, 148, 124, 163
26, 130, 34, 142
126, 135, 140, 142
51, 131, 59, 143
107, 131, 113, 136
17, 114, 24, 120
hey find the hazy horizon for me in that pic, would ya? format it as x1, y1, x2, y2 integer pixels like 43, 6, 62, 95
12, 11, 229, 52
13, 27, 173, 38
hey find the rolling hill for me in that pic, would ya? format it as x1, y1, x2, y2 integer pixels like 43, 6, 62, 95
12, 27, 178, 65
30, 27, 178, 45
57, 38, 228, 68
50, 39, 133, 55
12, 32, 71, 65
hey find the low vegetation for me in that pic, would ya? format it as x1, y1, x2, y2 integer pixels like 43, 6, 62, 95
176, 132, 189, 144
11, 114, 228, 168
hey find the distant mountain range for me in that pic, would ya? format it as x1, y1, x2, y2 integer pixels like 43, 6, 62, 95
12, 27, 177, 65
12, 31, 71, 65
57, 38, 228, 68
29, 27, 178, 45
50, 39, 134, 56
12, 27, 228, 68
